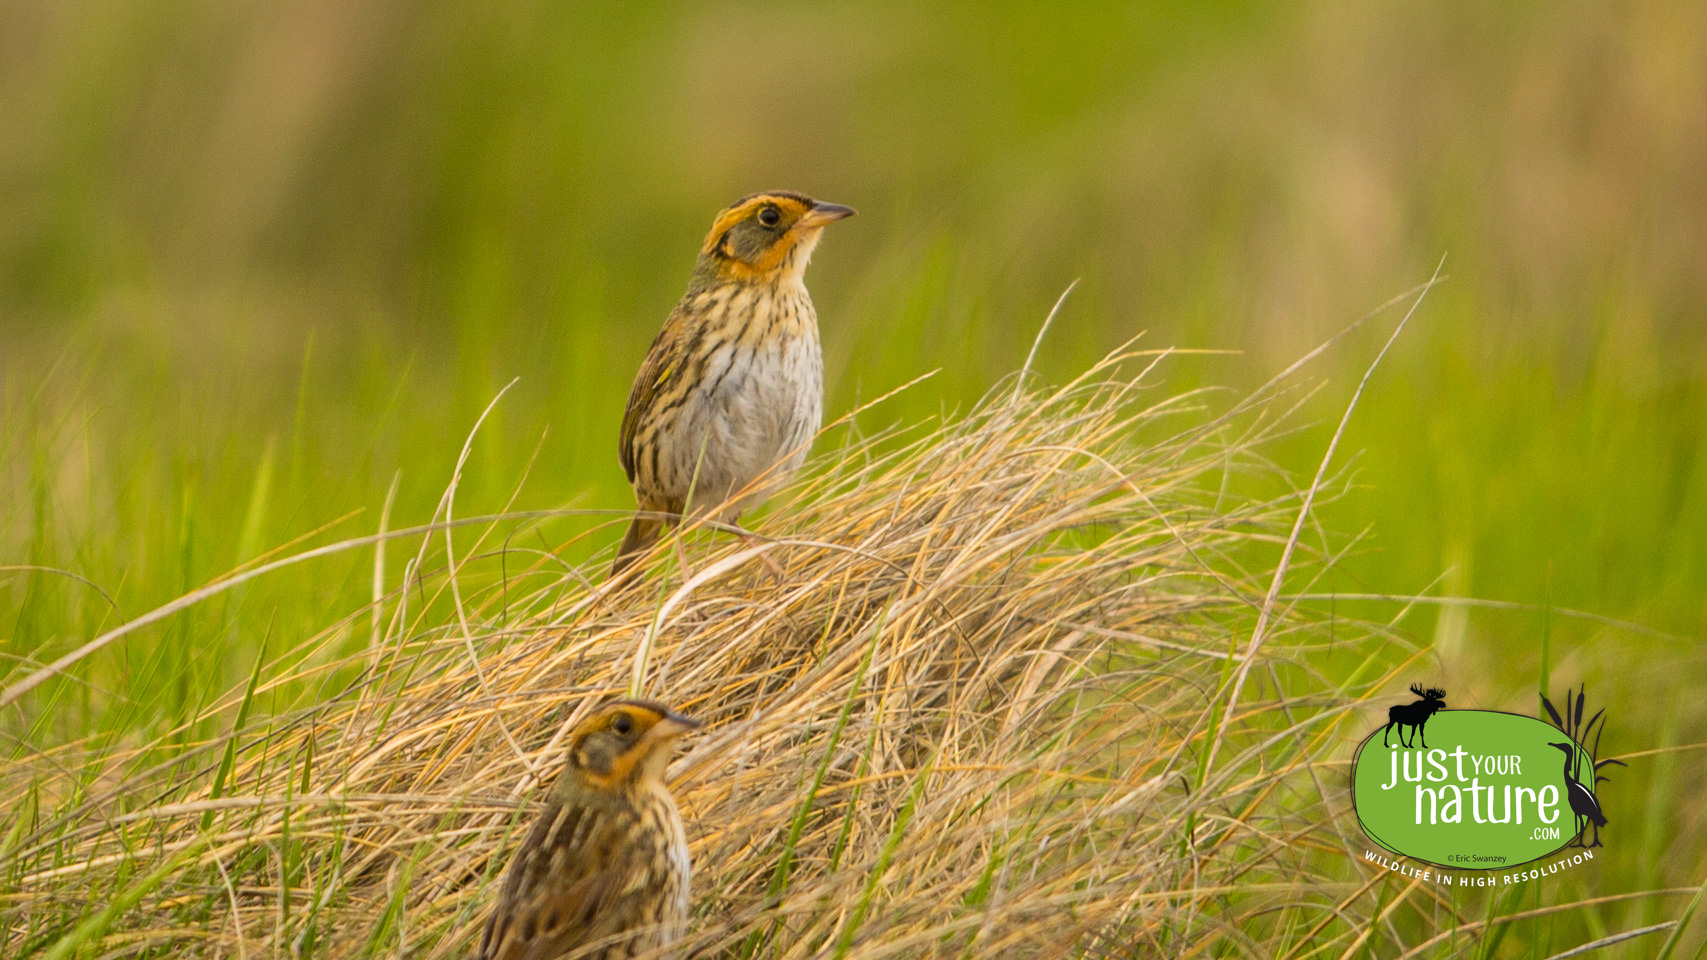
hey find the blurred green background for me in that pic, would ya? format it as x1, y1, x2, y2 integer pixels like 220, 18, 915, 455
2, 0, 1703, 808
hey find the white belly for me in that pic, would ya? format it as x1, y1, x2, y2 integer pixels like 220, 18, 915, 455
654, 319, 822, 519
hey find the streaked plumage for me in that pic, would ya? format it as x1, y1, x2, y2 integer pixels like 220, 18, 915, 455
480, 701, 700, 960
612, 191, 855, 576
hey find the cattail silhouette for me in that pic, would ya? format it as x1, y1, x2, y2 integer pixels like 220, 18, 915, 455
1540, 685, 1625, 849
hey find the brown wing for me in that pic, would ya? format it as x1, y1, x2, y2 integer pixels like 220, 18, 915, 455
618, 308, 690, 485
478, 799, 637, 960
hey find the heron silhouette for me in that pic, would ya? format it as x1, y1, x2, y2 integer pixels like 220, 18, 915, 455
1548, 741, 1607, 847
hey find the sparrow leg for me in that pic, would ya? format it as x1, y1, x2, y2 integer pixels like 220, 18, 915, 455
672, 523, 693, 582
730, 521, 786, 584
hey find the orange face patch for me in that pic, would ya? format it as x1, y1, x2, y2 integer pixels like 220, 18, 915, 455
700, 193, 816, 255
570, 702, 670, 787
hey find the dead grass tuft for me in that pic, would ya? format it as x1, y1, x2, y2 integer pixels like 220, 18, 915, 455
5, 347, 1529, 958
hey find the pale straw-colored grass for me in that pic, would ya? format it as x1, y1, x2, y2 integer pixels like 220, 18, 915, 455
12, 335, 1659, 959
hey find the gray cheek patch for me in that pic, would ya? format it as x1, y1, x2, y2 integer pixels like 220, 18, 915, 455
576, 739, 615, 777
731, 226, 765, 261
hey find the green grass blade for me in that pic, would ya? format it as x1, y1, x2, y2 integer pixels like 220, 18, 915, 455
1653, 871, 1707, 960
33, 835, 210, 960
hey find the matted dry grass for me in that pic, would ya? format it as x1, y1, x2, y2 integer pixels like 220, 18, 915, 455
6, 347, 1474, 958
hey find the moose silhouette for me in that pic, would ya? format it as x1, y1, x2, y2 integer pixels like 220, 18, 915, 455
1382, 684, 1447, 749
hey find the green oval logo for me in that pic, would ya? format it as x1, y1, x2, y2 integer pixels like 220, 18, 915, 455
1351, 710, 1599, 869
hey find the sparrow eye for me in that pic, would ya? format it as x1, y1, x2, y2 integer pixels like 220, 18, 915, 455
612, 713, 634, 735
757, 205, 781, 227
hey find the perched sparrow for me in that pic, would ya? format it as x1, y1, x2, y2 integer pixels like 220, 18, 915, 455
612, 191, 855, 576
479, 700, 700, 960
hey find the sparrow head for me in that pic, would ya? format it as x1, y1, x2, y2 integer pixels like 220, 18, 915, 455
565, 699, 700, 792
696, 191, 855, 286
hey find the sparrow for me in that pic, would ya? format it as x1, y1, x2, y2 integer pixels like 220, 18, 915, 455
479, 700, 700, 960
612, 191, 855, 576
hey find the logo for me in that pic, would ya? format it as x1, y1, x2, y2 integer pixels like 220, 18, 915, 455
1351, 684, 1624, 870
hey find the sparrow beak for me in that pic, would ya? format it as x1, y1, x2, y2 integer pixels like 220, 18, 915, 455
649, 712, 702, 742
800, 202, 857, 228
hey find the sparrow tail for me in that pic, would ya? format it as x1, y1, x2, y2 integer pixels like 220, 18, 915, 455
610, 515, 663, 579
